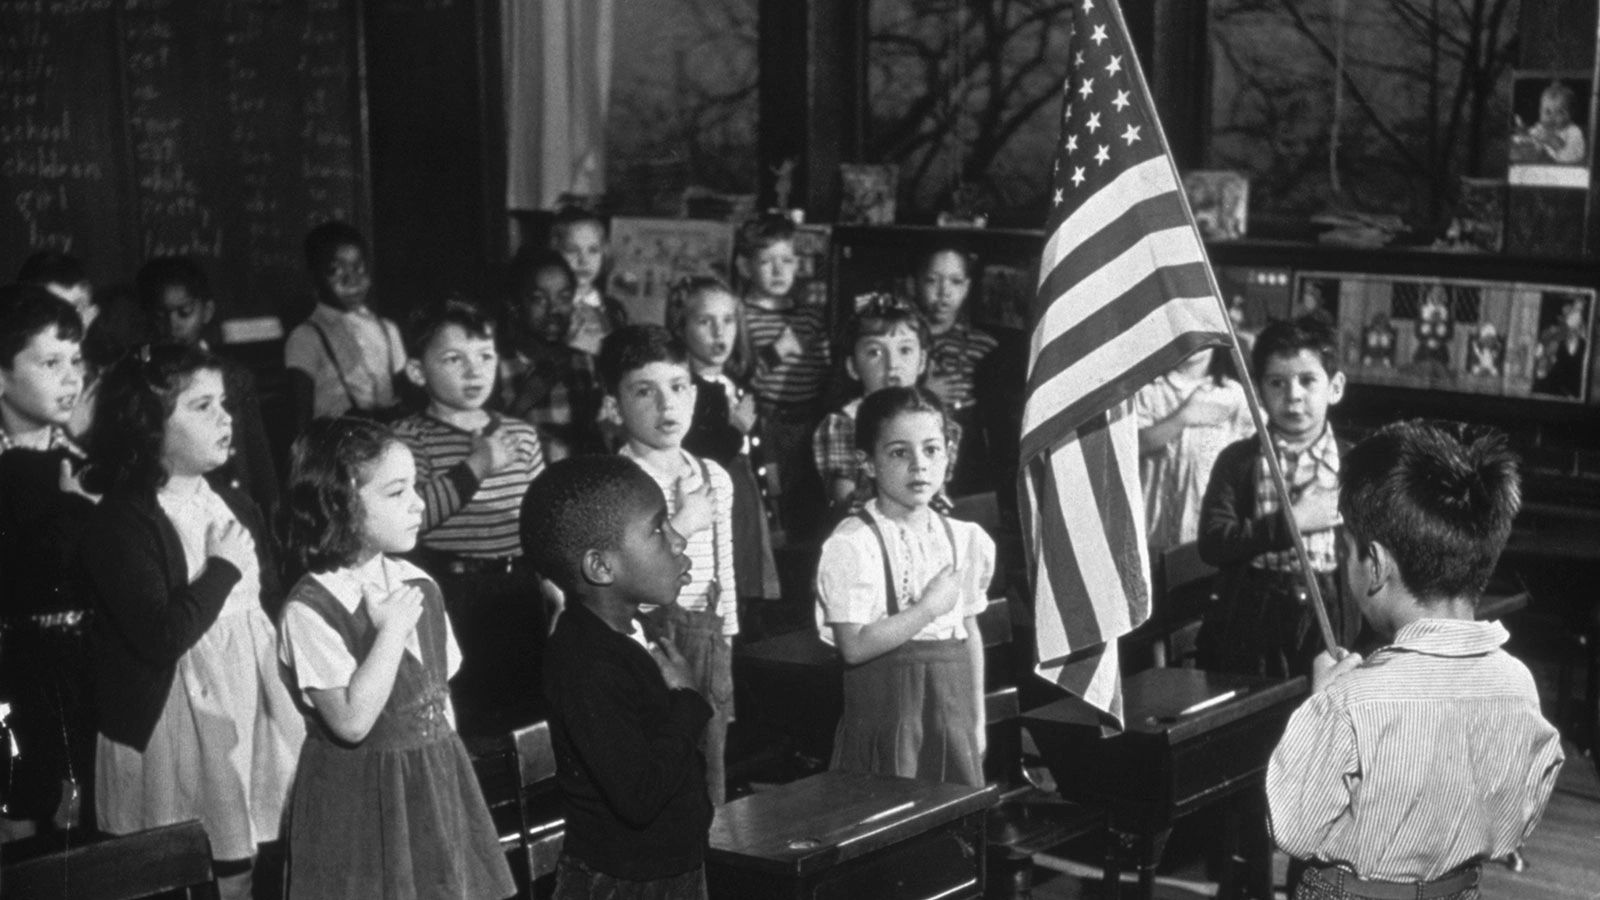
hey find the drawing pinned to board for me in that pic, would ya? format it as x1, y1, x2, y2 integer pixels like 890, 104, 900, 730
604, 217, 735, 325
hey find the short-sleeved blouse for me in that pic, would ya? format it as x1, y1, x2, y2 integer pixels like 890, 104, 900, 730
815, 503, 994, 645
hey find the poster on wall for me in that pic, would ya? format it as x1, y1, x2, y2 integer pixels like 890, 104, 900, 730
1307, 271, 1594, 403
1182, 170, 1249, 240
605, 217, 736, 325
1508, 71, 1593, 190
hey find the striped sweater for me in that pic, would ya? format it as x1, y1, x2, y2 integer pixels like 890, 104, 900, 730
393, 412, 545, 558
743, 300, 831, 408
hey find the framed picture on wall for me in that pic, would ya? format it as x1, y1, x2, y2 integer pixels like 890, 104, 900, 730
605, 217, 736, 325
1182, 170, 1249, 240
1508, 71, 1593, 190
1307, 270, 1595, 403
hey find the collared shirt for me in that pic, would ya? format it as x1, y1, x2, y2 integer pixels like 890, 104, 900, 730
284, 303, 405, 418
618, 446, 738, 635
0, 425, 81, 456
156, 476, 259, 620
812, 398, 864, 486
1252, 423, 1339, 572
278, 555, 461, 698
815, 502, 994, 645
1267, 619, 1564, 882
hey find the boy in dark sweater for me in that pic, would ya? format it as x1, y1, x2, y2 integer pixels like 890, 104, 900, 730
521, 456, 712, 899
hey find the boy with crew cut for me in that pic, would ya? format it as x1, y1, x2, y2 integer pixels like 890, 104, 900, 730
1198, 316, 1365, 679
1267, 420, 1563, 899
0, 285, 96, 836
393, 295, 547, 732
598, 324, 737, 806
737, 212, 831, 539
523, 456, 712, 900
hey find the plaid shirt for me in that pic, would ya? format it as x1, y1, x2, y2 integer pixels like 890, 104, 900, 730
811, 399, 863, 486
1252, 424, 1340, 573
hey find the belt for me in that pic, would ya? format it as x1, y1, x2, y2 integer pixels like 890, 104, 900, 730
1306, 863, 1481, 899
0, 610, 88, 633
438, 555, 521, 576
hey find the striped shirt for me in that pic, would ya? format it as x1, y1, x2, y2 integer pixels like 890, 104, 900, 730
393, 412, 545, 558
743, 300, 831, 408
926, 324, 999, 409
1267, 619, 1564, 882
619, 447, 738, 636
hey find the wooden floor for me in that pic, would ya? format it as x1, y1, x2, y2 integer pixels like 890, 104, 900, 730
1024, 746, 1600, 899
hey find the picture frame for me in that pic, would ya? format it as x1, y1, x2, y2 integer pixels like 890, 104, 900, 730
1306, 270, 1595, 403
838, 164, 898, 225
1182, 170, 1249, 241
1508, 71, 1593, 190
604, 217, 736, 325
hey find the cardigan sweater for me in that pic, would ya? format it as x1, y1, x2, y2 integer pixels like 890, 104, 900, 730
86, 477, 281, 750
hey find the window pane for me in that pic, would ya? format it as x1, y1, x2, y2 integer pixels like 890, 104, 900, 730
607, 0, 759, 216
1208, 0, 1520, 235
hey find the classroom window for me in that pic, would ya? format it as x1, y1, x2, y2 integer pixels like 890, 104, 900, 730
1208, 0, 1521, 236
866, 0, 1073, 226
606, 0, 759, 216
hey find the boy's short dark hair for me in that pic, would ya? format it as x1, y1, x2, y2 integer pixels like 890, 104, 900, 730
0, 284, 84, 370
735, 212, 797, 260
1251, 315, 1340, 380
521, 455, 661, 593
16, 250, 87, 288
549, 205, 607, 242
596, 324, 689, 394
1340, 419, 1521, 605
135, 256, 212, 312
304, 221, 369, 273
404, 294, 496, 359
282, 417, 399, 573
839, 291, 931, 356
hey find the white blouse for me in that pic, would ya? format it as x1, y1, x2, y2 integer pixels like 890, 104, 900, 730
815, 502, 995, 645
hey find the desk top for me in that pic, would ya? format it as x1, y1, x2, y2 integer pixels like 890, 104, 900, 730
1023, 668, 1306, 743
708, 772, 998, 877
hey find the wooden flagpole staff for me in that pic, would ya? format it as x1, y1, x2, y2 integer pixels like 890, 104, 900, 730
1106, 0, 1340, 656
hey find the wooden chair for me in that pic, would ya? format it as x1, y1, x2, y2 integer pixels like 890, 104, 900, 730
509, 721, 565, 889
1, 820, 219, 900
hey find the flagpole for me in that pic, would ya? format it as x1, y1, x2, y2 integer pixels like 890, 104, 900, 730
1104, 0, 1340, 655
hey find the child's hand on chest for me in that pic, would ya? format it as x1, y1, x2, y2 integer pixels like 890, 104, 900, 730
671, 467, 714, 537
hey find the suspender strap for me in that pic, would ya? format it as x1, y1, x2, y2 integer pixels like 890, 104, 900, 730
697, 456, 722, 615
309, 321, 362, 411
854, 509, 961, 619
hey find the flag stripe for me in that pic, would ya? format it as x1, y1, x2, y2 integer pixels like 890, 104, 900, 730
1033, 189, 1196, 324
1037, 155, 1175, 274
1031, 452, 1100, 656
1078, 410, 1147, 619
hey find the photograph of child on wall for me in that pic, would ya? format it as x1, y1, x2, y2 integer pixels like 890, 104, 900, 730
1509, 72, 1593, 189
1531, 291, 1592, 399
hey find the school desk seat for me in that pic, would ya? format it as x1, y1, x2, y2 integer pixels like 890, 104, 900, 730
510, 720, 565, 886
0, 820, 219, 900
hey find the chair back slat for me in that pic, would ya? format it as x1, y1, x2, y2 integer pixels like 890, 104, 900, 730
510, 721, 564, 882
2, 820, 218, 900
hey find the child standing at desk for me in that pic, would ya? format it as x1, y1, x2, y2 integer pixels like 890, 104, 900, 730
523, 456, 713, 899
277, 418, 514, 900
1267, 420, 1563, 899
1197, 317, 1364, 678
815, 387, 993, 787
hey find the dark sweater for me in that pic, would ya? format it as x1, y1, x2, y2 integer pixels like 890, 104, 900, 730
85, 478, 281, 750
543, 601, 713, 881
683, 373, 745, 465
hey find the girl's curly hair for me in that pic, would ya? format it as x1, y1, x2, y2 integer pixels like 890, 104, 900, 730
281, 417, 399, 573
83, 344, 222, 496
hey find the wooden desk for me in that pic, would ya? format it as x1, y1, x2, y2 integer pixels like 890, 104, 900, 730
1023, 668, 1306, 900
707, 771, 999, 899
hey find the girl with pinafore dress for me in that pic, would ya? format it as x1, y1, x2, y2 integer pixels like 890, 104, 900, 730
84, 345, 303, 900
814, 387, 994, 787
277, 418, 513, 900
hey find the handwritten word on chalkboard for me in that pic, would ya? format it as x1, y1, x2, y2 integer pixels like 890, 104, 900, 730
0, 0, 368, 319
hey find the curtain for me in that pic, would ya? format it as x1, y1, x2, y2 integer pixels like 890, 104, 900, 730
503, 0, 615, 210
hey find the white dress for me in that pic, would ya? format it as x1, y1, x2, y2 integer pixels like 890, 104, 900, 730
96, 479, 304, 861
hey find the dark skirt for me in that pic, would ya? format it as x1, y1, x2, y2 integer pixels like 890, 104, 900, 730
831, 638, 981, 787
725, 453, 780, 601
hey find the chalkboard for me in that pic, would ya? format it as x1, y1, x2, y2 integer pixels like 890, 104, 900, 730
0, 0, 369, 320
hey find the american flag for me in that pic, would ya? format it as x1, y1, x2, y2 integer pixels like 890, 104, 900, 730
1022, 0, 1232, 726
